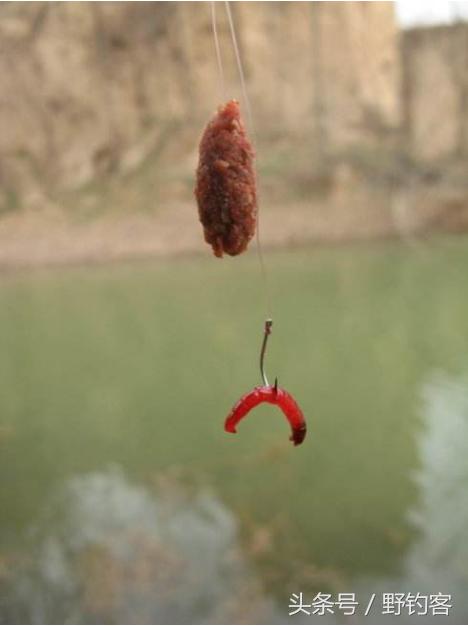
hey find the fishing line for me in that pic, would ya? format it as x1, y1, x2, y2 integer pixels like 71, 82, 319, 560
211, 1, 226, 102
223, 0, 273, 321
224, 0, 254, 138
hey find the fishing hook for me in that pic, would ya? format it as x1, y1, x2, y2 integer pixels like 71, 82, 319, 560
224, 317, 307, 446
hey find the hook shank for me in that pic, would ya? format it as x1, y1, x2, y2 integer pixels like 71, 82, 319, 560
259, 319, 273, 386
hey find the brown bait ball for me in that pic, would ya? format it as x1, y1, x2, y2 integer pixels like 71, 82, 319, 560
195, 100, 257, 258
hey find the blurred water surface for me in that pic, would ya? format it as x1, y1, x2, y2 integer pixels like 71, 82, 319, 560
0, 238, 468, 624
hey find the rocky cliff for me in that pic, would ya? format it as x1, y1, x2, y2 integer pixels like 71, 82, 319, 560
0, 2, 467, 266
0, 1, 401, 213
402, 22, 468, 162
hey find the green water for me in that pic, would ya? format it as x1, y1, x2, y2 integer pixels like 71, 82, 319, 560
1, 239, 468, 623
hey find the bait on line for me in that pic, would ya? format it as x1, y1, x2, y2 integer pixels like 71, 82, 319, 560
194, 2, 307, 446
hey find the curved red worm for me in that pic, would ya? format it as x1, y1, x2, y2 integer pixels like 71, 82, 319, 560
225, 384, 307, 446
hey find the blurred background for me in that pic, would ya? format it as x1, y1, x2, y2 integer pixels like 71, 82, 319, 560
0, 1, 468, 624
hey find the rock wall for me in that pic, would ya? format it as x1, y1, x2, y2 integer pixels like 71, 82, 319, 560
0, 3, 194, 210
0, 1, 401, 211
311, 2, 401, 153
1, 1, 467, 221
402, 23, 468, 162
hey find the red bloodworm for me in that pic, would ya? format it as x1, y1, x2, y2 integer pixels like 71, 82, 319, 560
224, 382, 307, 446
224, 319, 307, 446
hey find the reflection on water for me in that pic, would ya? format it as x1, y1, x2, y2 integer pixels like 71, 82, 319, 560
2, 371, 468, 624
1, 468, 280, 624
356, 372, 468, 623
416, 373, 468, 579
